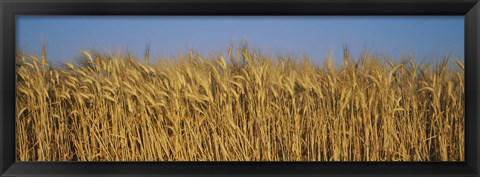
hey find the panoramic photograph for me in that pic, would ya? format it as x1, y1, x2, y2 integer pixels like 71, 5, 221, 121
15, 16, 464, 161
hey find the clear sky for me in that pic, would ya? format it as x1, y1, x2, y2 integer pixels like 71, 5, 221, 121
17, 16, 464, 65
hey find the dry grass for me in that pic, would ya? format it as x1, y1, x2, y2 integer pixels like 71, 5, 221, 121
16, 47, 464, 161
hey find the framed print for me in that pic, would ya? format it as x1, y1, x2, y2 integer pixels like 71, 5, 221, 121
1, 0, 479, 176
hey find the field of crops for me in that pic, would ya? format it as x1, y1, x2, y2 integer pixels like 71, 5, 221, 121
16, 47, 464, 161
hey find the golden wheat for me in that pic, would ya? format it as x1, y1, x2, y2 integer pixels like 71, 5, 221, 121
15, 47, 464, 161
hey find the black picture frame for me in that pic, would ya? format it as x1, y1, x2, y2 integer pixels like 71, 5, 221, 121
1, 0, 479, 176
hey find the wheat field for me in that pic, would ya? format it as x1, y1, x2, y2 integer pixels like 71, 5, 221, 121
15, 46, 464, 161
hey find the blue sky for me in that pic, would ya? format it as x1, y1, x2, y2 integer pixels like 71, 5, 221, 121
16, 16, 463, 65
